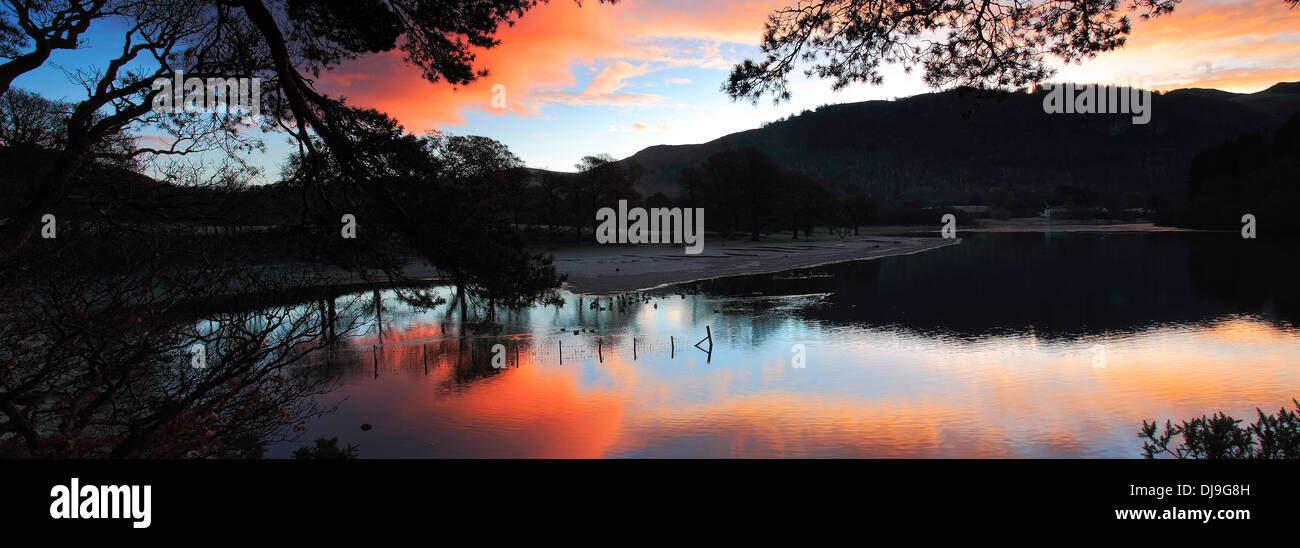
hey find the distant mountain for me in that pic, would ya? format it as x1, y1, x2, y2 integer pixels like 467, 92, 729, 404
618, 82, 1300, 204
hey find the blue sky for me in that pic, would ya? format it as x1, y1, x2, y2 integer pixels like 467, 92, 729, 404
11, 0, 1299, 182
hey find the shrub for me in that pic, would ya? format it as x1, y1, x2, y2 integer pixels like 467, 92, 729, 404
292, 437, 359, 459
1139, 399, 1300, 459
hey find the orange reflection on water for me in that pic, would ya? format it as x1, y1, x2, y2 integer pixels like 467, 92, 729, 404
310, 316, 1300, 458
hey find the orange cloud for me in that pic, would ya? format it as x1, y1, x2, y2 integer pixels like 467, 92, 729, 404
584, 60, 650, 94
1058, 0, 1300, 92
320, 1, 628, 129
318, 0, 778, 131
318, 0, 1300, 132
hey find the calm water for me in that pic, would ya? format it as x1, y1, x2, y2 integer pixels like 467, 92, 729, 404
267, 232, 1300, 458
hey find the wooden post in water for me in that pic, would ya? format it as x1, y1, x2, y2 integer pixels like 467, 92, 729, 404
670, 336, 674, 359
559, 340, 562, 364
694, 326, 714, 363
423, 343, 428, 375
704, 326, 712, 364
372, 345, 378, 379
598, 338, 603, 363
633, 338, 637, 360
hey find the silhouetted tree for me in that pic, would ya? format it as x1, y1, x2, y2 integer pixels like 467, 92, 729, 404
0, 0, 615, 272
292, 437, 359, 459
1174, 114, 1300, 235
0, 0, 618, 458
536, 171, 571, 239
573, 154, 642, 240
428, 133, 524, 182
677, 165, 706, 209
0, 87, 65, 149
840, 187, 877, 235
0, 1, 110, 99
701, 147, 783, 240
725, 0, 1182, 103
780, 170, 831, 239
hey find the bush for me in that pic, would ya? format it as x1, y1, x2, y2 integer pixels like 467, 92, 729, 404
1139, 399, 1300, 459
292, 437, 359, 459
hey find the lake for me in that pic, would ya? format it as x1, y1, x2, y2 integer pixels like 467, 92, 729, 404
267, 232, 1300, 458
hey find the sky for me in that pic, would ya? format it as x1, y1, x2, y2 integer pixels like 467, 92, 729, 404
12, 0, 1300, 179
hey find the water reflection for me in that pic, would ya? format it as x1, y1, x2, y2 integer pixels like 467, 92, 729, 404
272, 232, 1300, 458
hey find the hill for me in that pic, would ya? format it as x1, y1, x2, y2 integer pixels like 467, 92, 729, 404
619, 82, 1300, 205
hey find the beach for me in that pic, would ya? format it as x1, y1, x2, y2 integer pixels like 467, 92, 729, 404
544, 220, 1196, 294
548, 235, 959, 294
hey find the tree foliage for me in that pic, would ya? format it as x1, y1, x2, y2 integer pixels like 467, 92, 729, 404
683, 146, 872, 240
725, 0, 1182, 103
1140, 400, 1300, 459
292, 437, 359, 459
1170, 114, 1300, 234
0, 87, 65, 148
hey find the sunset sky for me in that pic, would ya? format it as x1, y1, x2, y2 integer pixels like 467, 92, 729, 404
14, 0, 1300, 178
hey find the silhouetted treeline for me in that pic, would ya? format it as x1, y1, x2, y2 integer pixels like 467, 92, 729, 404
673, 146, 974, 238
1160, 114, 1300, 236
518, 154, 643, 242
1, 137, 982, 251
512, 146, 977, 240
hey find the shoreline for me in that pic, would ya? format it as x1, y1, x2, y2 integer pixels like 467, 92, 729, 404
551, 236, 960, 295
351, 221, 1201, 296
967, 219, 1195, 232
544, 220, 1197, 294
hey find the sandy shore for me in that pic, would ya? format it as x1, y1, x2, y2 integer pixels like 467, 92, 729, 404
545, 219, 1193, 294
549, 236, 958, 294
386, 220, 1186, 296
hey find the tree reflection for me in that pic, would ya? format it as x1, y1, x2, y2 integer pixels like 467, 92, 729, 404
0, 224, 370, 458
